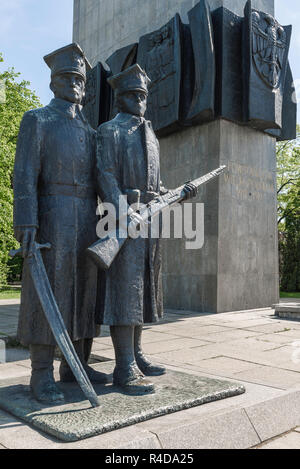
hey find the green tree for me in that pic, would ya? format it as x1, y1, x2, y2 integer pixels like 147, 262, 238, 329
277, 125, 300, 226
0, 53, 41, 285
277, 125, 300, 292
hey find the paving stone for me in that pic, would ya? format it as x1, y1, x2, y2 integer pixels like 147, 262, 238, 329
154, 324, 231, 336
0, 409, 62, 449
219, 336, 284, 352
0, 363, 31, 381
259, 345, 298, 363
218, 319, 276, 329
218, 349, 300, 373
65, 427, 161, 449
14, 359, 32, 369
92, 349, 115, 360
146, 408, 260, 449
243, 323, 296, 334
257, 431, 300, 449
274, 320, 300, 330
254, 333, 296, 346
246, 391, 300, 443
91, 342, 114, 352
148, 346, 224, 366
274, 330, 300, 340
140, 330, 182, 343
140, 338, 211, 354
235, 365, 300, 390
196, 356, 259, 375
195, 329, 261, 344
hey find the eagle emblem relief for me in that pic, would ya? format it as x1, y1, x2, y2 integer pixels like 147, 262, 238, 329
252, 10, 287, 89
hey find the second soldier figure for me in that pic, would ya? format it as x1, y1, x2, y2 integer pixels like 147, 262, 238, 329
96, 64, 167, 393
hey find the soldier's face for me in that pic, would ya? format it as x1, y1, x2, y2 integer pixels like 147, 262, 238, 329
119, 91, 147, 117
51, 73, 85, 104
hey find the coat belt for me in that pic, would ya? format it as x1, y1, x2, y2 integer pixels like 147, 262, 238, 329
40, 183, 96, 199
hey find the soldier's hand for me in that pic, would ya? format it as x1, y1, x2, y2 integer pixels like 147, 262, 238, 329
128, 213, 146, 239
20, 228, 37, 258
183, 182, 198, 200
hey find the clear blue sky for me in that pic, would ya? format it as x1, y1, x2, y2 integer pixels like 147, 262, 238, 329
0, 0, 299, 122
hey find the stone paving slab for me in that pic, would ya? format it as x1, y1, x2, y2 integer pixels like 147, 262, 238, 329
136, 381, 300, 449
0, 361, 245, 443
1, 301, 300, 448
143, 408, 261, 450
246, 391, 300, 443
257, 431, 300, 449
234, 366, 300, 389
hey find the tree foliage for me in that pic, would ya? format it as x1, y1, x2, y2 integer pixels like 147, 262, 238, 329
0, 53, 41, 284
277, 125, 300, 292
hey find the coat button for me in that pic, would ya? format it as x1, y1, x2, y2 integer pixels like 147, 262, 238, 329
80, 137, 83, 142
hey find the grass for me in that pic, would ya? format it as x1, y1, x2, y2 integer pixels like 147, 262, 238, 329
280, 291, 300, 299
1, 287, 299, 301
0, 286, 21, 300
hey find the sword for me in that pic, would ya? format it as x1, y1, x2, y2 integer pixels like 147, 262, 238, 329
9, 242, 100, 408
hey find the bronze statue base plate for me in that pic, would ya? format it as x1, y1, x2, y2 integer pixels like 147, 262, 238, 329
0, 361, 245, 442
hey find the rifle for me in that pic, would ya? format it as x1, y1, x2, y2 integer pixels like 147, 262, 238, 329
87, 166, 226, 270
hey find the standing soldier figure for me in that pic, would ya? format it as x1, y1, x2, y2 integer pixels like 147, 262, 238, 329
13, 43, 107, 404
96, 64, 196, 393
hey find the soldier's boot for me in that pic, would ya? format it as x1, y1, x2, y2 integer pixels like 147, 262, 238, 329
134, 325, 166, 376
59, 339, 108, 384
110, 325, 155, 394
30, 344, 64, 404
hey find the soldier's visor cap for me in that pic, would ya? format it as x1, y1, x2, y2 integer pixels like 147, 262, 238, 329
108, 64, 151, 95
44, 43, 91, 82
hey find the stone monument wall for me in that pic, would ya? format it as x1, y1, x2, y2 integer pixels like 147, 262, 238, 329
73, 0, 279, 312
73, 0, 274, 66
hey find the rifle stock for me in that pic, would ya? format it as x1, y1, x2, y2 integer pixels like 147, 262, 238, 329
87, 229, 127, 270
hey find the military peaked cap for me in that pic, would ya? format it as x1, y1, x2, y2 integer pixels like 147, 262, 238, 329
44, 43, 91, 81
108, 64, 151, 94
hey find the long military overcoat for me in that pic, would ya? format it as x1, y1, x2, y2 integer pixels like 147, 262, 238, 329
14, 98, 99, 346
96, 112, 164, 325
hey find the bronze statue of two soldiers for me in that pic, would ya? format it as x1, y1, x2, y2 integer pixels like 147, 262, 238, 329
13, 43, 198, 403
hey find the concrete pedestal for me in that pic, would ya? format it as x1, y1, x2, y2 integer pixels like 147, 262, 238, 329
73, 0, 279, 312
160, 120, 278, 312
